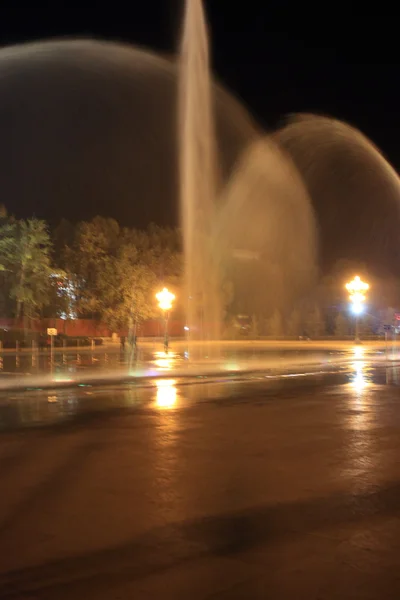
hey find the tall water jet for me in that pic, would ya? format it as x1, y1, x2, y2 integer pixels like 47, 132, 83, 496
179, 0, 221, 348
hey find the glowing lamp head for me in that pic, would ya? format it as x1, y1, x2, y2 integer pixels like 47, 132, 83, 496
156, 287, 175, 311
351, 302, 364, 315
345, 275, 369, 306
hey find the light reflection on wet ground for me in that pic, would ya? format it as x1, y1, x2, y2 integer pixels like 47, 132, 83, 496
0, 342, 396, 378
1, 357, 400, 433
4, 353, 400, 597
0, 343, 396, 394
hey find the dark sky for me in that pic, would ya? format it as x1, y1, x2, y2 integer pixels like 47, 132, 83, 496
1, 2, 397, 154
0, 1, 399, 225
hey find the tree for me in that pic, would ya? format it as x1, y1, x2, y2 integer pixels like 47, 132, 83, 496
98, 245, 158, 331
64, 217, 120, 316
45, 271, 77, 320
0, 220, 17, 316
103, 265, 157, 332
0, 218, 52, 320
52, 218, 75, 269
125, 224, 183, 287
51, 217, 185, 330
62, 218, 165, 330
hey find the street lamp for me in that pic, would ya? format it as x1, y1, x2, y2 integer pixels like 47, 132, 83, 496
345, 275, 369, 343
156, 287, 175, 353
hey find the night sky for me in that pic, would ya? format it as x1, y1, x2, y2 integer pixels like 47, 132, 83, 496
0, 1, 398, 226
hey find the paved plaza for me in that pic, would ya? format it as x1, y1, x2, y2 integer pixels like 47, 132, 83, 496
1, 359, 400, 598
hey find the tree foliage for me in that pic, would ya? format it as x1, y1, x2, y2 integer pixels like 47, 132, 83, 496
1, 210, 400, 340
0, 218, 52, 318
97, 248, 158, 330
53, 218, 182, 330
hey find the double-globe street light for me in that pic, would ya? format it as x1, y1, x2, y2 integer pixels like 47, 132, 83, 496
345, 275, 369, 343
156, 287, 175, 354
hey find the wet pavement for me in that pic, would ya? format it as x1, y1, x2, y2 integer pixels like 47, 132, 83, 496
0, 339, 392, 377
0, 340, 394, 392
1, 361, 400, 597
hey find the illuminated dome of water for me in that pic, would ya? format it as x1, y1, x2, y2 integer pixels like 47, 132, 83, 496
274, 114, 400, 275
0, 39, 257, 225
217, 137, 317, 316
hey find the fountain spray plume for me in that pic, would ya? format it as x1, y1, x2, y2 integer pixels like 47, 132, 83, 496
217, 137, 318, 322
275, 114, 400, 275
179, 0, 221, 350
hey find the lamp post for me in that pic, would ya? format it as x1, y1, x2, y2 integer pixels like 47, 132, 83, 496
156, 287, 175, 353
345, 275, 369, 343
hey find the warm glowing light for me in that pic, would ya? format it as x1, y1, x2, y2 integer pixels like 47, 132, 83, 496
351, 302, 364, 315
346, 276, 369, 320
225, 363, 240, 371
351, 362, 368, 392
345, 276, 369, 304
353, 346, 364, 359
155, 379, 177, 408
156, 287, 175, 311
153, 350, 174, 370
154, 358, 173, 369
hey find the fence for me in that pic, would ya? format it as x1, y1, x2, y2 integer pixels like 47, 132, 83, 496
0, 318, 186, 338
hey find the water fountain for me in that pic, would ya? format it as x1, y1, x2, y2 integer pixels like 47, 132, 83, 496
0, 7, 400, 374
179, 0, 222, 350
275, 114, 400, 273
217, 137, 317, 320
0, 39, 256, 229
177, 0, 400, 339
178, 0, 317, 341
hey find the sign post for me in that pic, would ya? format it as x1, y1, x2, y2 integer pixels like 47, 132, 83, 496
47, 328, 57, 372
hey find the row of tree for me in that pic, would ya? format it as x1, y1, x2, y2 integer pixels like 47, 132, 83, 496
1, 206, 399, 338
0, 210, 182, 330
